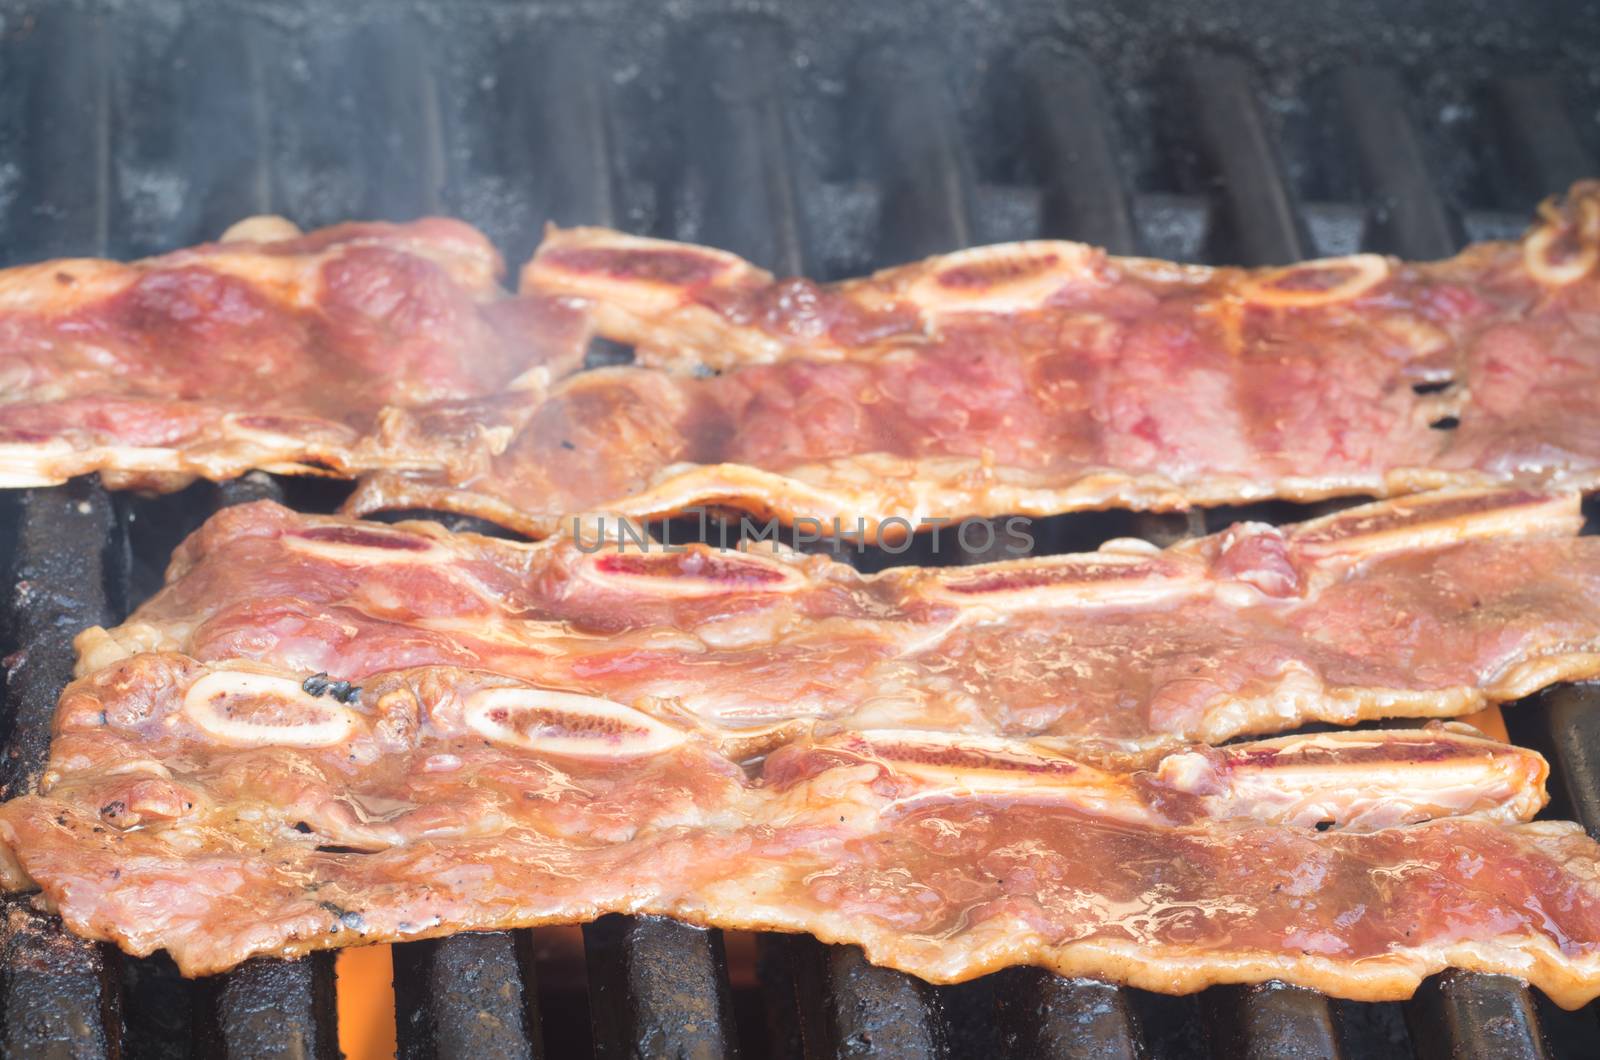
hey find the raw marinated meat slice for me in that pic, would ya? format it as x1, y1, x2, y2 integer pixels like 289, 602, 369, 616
0, 217, 588, 491
4, 659, 1589, 1008
79, 488, 1600, 761
347, 183, 1600, 538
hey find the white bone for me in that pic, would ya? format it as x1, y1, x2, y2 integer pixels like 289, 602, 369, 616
183, 671, 360, 747
463, 687, 687, 758
1239, 254, 1391, 308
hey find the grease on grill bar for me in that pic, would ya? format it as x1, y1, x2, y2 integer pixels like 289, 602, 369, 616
392, 930, 541, 1059
2, 4, 1600, 1057
584, 915, 741, 1060
193, 956, 339, 1060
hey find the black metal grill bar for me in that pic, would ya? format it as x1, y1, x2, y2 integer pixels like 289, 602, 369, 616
280, 20, 564, 1047
583, 914, 741, 1059
1017, 42, 1141, 255
284, 15, 445, 226
1539, 685, 1600, 839
995, 967, 1143, 1060
4, 8, 111, 262
163, 13, 273, 246
1403, 972, 1552, 1060
2, 484, 117, 801
393, 931, 542, 1059
214, 472, 286, 510
1018, 44, 1202, 556
496, 20, 629, 376
857, 40, 997, 552
1332, 67, 1463, 258
0, 897, 121, 1060
515, 20, 776, 1054
195, 955, 339, 1060
855, 39, 975, 261
1489, 75, 1599, 203
789, 938, 946, 1059
0, 483, 123, 1060
685, 16, 807, 275
1504, 690, 1600, 1059
1204, 982, 1345, 1059
1180, 51, 1310, 266
1, 18, 151, 1056
805, 42, 978, 1051
1482, 73, 1599, 236
678, 31, 964, 1048
486, 21, 619, 267
1000, 44, 1166, 1057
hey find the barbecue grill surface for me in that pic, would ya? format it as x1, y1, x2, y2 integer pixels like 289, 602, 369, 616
2, 1, 1599, 1056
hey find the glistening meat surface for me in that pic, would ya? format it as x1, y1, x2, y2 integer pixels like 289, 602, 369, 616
81, 488, 1600, 763
0, 215, 588, 491
350, 183, 1600, 537
4, 664, 1595, 1007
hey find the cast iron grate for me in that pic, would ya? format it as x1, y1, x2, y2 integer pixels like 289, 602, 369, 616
1, 3, 1599, 1056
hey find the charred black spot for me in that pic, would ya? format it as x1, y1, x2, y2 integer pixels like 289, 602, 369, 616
1429, 416, 1460, 430
293, 821, 313, 834
1315, 820, 1334, 832
318, 900, 368, 932
100, 800, 126, 818
315, 844, 370, 855
304, 673, 360, 704
560, 439, 576, 451
1411, 379, 1454, 395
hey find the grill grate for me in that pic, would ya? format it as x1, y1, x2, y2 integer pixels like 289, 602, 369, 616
1, 3, 1599, 1056
392, 931, 541, 1057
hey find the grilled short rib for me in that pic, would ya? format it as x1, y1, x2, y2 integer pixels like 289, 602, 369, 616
352, 183, 1600, 538
77, 487, 1600, 763
6, 678, 1599, 1007
0, 216, 587, 491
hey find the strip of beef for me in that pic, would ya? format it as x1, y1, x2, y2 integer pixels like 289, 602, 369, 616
0, 215, 588, 491
2, 662, 1595, 1007
80, 488, 1600, 763
349, 183, 1600, 537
